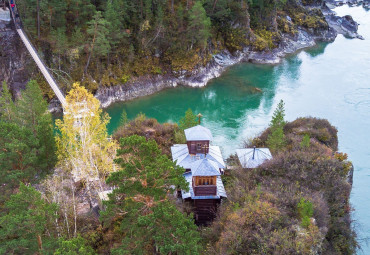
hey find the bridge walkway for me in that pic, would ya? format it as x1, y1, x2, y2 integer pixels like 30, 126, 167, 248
7, 0, 66, 106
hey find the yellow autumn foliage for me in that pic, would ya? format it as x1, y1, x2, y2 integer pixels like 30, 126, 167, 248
55, 83, 118, 190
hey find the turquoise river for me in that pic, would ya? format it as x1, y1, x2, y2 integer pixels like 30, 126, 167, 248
105, 6, 370, 253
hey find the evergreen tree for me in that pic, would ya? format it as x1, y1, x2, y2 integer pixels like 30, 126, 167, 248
50, 27, 68, 69
266, 100, 286, 151
104, 0, 127, 52
188, 1, 211, 49
300, 134, 310, 149
15, 80, 56, 171
101, 135, 200, 254
0, 123, 38, 191
126, 201, 202, 254
55, 235, 96, 255
0, 80, 56, 207
269, 99, 286, 128
0, 183, 59, 254
85, 11, 111, 73
0, 81, 15, 122
119, 108, 129, 127
179, 108, 198, 130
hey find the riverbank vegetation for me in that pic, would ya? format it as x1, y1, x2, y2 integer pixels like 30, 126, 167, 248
16, 0, 328, 96
0, 80, 356, 253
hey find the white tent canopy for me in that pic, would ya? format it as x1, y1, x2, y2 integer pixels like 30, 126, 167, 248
236, 147, 272, 168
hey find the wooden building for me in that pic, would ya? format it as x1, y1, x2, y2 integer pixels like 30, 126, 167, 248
171, 125, 227, 225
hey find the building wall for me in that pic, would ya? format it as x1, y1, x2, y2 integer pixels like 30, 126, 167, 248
187, 140, 209, 154
193, 185, 217, 196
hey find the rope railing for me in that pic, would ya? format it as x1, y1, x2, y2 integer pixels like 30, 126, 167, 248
7, 0, 67, 106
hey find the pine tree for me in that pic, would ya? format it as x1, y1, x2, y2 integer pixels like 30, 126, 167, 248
0, 81, 15, 122
101, 135, 200, 254
85, 11, 111, 73
188, 1, 212, 49
119, 108, 129, 127
266, 100, 286, 151
270, 99, 286, 128
0, 80, 56, 207
0, 122, 38, 189
0, 183, 59, 254
54, 235, 96, 255
300, 134, 310, 149
15, 80, 56, 171
124, 201, 202, 254
104, 0, 127, 52
179, 108, 198, 130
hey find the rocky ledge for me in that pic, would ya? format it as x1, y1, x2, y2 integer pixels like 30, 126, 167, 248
325, 0, 370, 9
96, 3, 363, 109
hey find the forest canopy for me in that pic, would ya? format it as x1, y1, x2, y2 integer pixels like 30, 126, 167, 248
16, 0, 327, 94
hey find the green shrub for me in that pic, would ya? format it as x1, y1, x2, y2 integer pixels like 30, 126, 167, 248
297, 198, 314, 228
113, 114, 179, 156
293, 12, 328, 30
252, 35, 270, 51
300, 134, 310, 148
120, 74, 130, 84
225, 28, 248, 52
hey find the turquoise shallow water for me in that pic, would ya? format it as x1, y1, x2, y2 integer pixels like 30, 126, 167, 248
105, 6, 370, 253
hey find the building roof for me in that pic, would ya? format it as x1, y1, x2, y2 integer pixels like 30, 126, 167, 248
236, 148, 272, 168
171, 144, 225, 169
171, 135, 227, 199
181, 173, 227, 199
190, 159, 221, 177
184, 125, 213, 141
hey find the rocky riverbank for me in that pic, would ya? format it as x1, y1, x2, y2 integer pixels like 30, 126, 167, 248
95, 3, 363, 109
0, 4, 364, 112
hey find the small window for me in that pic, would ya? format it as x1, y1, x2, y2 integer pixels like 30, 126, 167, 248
197, 143, 202, 151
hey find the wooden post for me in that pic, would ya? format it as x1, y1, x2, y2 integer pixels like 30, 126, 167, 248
197, 113, 203, 124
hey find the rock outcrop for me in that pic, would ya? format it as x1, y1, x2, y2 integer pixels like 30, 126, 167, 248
0, 20, 33, 98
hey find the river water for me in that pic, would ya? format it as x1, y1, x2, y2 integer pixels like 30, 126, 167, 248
105, 6, 370, 253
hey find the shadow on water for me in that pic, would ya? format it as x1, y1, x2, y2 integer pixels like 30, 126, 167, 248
305, 42, 330, 58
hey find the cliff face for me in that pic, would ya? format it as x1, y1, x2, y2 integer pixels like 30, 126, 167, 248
0, 20, 32, 98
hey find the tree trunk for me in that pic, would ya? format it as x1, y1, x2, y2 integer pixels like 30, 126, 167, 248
84, 22, 98, 76
37, 235, 43, 252
212, 0, 218, 12
171, 0, 174, 13
140, 0, 143, 18
70, 181, 77, 237
37, 0, 40, 39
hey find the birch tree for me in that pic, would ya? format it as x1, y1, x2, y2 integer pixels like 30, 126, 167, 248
55, 83, 118, 205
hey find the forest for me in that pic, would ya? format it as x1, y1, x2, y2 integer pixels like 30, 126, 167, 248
0, 79, 357, 254
15, 0, 328, 96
